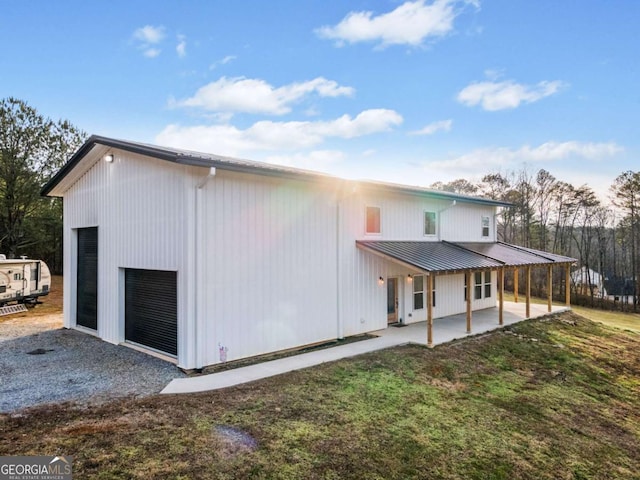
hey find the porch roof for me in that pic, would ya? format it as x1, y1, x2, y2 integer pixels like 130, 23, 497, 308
356, 240, 575, 274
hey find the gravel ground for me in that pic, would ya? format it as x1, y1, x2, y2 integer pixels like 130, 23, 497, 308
0, 326, 186, 414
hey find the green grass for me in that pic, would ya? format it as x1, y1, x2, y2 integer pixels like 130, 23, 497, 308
2, 311, 640, 479
503, 290, 640, 332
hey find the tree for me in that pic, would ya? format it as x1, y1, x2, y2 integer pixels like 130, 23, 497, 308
430, 178, 479, 196
611, 171, 640, 309
0, 98, 85, 265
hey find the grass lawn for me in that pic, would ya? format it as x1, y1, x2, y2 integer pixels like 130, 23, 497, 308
2, 310, 639, 479
503, 291, 640, 333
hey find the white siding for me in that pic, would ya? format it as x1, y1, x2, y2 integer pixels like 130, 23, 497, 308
200, 171, 339, 365
63, 149, 197, 368
337, 189, 498, 336
61, 147, 501, 369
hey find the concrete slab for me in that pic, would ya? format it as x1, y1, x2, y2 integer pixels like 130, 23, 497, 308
161, 301, 568, 395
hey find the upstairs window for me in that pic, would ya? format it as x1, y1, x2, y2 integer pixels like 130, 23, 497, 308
424, 211, 436, 236
366, 206, 381, 234
482, 216, 490, 237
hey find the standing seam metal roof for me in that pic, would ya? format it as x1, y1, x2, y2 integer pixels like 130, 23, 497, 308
41, 135, 511, 207
356, 240, 575, 273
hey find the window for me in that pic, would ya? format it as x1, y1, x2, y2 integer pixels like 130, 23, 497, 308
484, 271, 492, 298
474, 272, 483, 300
13, 273, 22, 281
366, 206, 381, 234
424, 211, 436, 236
413, 275, 424, 310
482, 216, 490, 237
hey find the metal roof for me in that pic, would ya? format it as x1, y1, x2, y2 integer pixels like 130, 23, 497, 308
504, 243, 576, 263
452, 242, 557, 266
356, 240, 575, 274
356, 241, 503, 273
41, 135, 511, 207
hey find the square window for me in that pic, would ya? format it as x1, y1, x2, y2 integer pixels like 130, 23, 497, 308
366, 206, 381, 234
424, 211, 436, 236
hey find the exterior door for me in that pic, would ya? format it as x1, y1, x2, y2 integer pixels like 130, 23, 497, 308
387, 277, 398, 324
76, 227, 98, 330
125, 268, 177, 356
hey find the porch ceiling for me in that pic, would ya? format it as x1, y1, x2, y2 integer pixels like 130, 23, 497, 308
356, 240, 575, 274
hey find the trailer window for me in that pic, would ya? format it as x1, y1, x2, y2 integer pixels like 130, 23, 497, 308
13, 273, 22, 281
31, 268, 38, 281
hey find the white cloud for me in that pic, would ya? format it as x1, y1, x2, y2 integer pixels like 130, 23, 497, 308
209, 55, 237, 70
176, 35, 187, 57
174, 76, 355, 115
133, 25, 165, 58
457, 79, 566, 111
155, 109, 403, 155
425, 141, 623, 174
133, 25, 165, 44
409, 119, 452, 135
143, 48, 161, 58
316, 0, 478, 48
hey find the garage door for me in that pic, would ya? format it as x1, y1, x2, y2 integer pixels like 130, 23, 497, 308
125, 269, 177, 356
76, 227, 98, 330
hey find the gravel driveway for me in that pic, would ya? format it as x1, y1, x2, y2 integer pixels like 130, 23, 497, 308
0, 323, 186, 414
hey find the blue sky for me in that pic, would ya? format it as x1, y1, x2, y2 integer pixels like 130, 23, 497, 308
2, 1, 638, 198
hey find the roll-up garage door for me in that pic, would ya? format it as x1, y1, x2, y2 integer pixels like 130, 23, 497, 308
125, 269, 177, 356
76, 227, 98, 330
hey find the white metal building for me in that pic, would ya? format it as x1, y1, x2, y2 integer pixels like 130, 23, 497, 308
43, 136, 574, 370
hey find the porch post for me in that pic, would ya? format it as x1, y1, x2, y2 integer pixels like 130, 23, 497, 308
547, 265, 553, 313
499, 268, 504, 325
525, 265, 531, 318
565, 263, 571, 306
466, 270, 472, 333
427, 274, 433, 347
514, 267, 519, 303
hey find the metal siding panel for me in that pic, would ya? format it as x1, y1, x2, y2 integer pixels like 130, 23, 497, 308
202, 172, 338, 365
62, 151, 191, 365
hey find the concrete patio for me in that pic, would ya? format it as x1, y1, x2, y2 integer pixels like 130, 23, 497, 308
161, 301, 569, 395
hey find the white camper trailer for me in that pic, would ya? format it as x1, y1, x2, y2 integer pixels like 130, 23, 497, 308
0, 255, 51, 306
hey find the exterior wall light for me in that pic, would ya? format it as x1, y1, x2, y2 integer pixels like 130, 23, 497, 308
378, 276, 384, 285
104, 153, 114, 163
407, 274, 413, 283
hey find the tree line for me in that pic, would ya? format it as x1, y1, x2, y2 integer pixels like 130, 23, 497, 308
0, 98, 86, 273
432, 168, 640, 311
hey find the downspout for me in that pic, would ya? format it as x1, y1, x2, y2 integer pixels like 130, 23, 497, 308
195, 167, 216, 369
336, 193, 343, 339
437, 200, 457, 241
